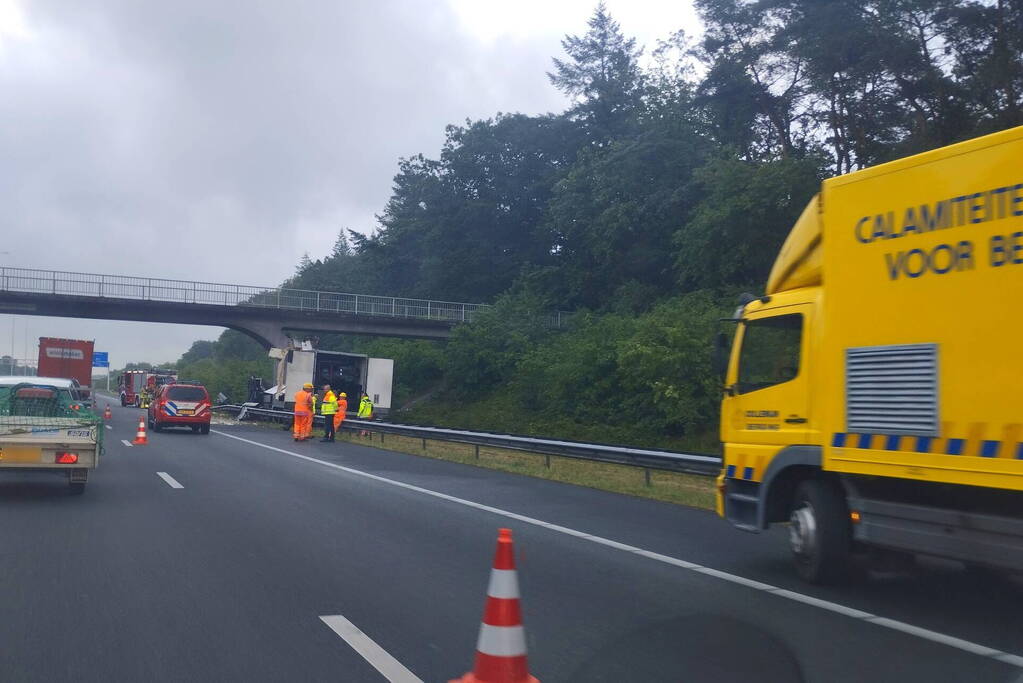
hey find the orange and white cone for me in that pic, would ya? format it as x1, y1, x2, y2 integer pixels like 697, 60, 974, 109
451, 528, 539, 683
103, 405, 112, 420
132, 417, 148, 445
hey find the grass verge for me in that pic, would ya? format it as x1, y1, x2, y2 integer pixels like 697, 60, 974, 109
336, 429, 716, 510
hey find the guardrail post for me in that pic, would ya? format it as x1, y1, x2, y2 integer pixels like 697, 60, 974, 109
421, 437, 426, 451
545, 454, 551, 469
474, 444, 479, 460
461, 305, 465, 322
427, 301, 432, 319
644, 468, 652, 487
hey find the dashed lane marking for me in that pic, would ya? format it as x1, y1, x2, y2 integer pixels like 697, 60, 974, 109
120, 439, 133, 447
319, 615, 423, 683
212, 429, 1023, 670
156, 472, 184, 489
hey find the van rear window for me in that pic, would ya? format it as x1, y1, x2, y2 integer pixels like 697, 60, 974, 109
167, 386, 206, 401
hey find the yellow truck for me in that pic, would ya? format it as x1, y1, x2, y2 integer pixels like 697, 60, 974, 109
717, 125, 1023, 582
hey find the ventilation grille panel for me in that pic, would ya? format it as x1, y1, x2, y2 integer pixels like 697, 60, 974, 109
846, 344, 938, 437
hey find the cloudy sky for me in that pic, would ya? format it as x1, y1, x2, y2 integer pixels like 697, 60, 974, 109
0, 0, 700, 372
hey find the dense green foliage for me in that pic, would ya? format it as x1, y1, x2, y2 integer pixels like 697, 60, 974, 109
179, 1, 1022, 449
175, 331, 274, 403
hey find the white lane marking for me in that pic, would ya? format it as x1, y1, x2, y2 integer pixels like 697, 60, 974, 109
105, 425, 112, 430
319, 615, 422, 683
120, 439, 133, 447
213, 429, 1023, 669
156, 472, 184, 489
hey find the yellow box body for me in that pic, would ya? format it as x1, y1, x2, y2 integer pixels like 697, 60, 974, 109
721, 126, 1023, 495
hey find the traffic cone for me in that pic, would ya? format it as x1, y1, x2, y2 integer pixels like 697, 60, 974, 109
103, 405, 112, 420
132, 417, 148, 445
451, 528, 539, 683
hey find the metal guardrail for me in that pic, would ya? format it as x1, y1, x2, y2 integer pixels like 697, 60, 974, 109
214, 404, 722, 477
0, 266, 491, 324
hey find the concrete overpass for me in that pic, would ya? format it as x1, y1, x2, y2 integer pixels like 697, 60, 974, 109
0, 267, 489, 349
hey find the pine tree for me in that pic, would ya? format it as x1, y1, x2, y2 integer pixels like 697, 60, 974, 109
548, 2, 643, 141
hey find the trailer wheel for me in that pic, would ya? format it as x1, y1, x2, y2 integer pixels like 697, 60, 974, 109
789, 479, 852, 584
69, 482, 86, 495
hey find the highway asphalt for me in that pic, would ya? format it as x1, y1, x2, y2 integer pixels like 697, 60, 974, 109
0, 398, 1020, 682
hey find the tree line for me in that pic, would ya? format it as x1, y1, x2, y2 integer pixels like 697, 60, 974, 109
178, 0, 1022, 449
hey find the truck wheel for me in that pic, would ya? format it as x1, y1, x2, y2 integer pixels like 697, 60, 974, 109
191, 425, 200, 433
69, 482, 86, 495
199, 424, 210, 435
789, 479, 852, 584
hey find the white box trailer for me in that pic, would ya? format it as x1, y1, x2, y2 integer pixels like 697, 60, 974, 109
270, 349, 394, 416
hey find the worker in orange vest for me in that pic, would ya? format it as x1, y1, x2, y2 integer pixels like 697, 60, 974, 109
334, 392, 348, 436
293, 382, 315, 441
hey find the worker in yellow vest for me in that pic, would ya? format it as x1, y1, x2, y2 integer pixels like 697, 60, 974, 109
320, 384, 338, 442
358, 392, 373, 437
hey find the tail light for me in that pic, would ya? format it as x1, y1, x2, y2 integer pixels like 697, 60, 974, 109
71, 404, 81, 411
56, 452, 78, 464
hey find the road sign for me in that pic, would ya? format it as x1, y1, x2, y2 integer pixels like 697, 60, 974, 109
92, 352, 109, 368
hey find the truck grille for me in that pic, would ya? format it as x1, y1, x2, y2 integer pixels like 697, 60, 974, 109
846, 344, 939, 437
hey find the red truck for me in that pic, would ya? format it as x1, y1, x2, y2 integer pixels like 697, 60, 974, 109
37, 338, 94, 408
119, 369, 177, 408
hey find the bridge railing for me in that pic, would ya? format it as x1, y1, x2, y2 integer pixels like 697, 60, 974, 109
0, 267, 493, 324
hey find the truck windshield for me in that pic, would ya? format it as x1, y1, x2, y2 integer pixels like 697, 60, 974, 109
737, 314, 803, 394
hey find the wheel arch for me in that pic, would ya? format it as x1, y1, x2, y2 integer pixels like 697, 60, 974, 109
758, 445, 824, 528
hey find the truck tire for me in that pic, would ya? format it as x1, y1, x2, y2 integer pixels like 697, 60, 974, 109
199, 424, 210, 435
789, 479, 852, 584
69, 482, 86, 495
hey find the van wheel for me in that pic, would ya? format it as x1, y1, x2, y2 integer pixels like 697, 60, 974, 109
69, 482, 86, 495
191, 425, 200, 433
789, 479, 852, 584
199, 424, 210, 435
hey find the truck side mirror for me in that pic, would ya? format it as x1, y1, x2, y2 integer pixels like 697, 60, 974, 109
714, 332, 730, 381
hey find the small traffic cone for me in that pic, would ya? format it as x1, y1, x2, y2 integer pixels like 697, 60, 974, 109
132, 417, 148, 445
103, 405, 112, 420
451, 528, 539, 683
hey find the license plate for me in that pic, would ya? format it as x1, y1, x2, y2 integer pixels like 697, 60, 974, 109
178, 409, 194, 416
0, 446, 42, 463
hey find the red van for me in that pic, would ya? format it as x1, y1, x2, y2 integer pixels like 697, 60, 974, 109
147, 383, 211, 434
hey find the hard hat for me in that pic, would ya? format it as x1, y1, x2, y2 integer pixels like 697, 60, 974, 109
303, 382, 313, 389
339, 392, 347, 397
